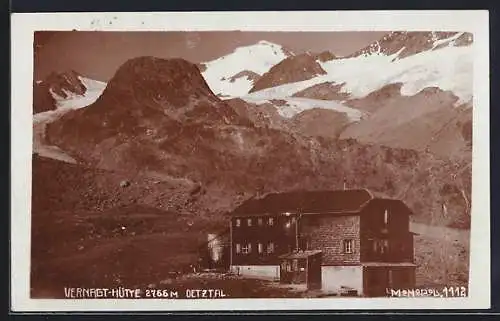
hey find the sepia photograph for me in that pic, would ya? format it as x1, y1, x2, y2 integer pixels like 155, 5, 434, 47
11, 11, 490, 311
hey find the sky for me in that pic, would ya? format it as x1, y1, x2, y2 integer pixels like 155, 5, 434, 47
34, 31, 387, 81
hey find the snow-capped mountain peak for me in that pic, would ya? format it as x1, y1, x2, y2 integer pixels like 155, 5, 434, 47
349, 31, 472, 60
201, 41, 294, 97
33, 70, 106, 114
237, 30, 473, 111
51, 76, 106, 109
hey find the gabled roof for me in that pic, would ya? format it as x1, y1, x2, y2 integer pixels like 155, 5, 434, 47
232, 189, 376, 216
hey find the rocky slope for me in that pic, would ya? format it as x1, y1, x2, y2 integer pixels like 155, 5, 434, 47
237, 31, 473, 161
249, 52, 327, 93
314, 50, 337, 62
292, 82, 349, 101
45, 57, 322, 191
340, 87, 472, 160
33, 70, 86, 113
44, 56, 471, 229
225, 98, 289, 130
289, 108, 351, 139
33, 70, 106, 114
31, 154, 239, 296
227, 70, 261, 84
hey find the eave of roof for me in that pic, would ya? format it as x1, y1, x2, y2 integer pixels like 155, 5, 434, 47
231, 194, 413, 217
231, 189, 375, 216
232, 209, 362, 217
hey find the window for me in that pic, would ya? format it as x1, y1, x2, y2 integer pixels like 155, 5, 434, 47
241, 243, 252, 254
292, 259, 298, 272
258, 243, 263, 254
235, 243, 241, 254
384, 210, 389, 225
268, 217, 274, 226
381, 239, 389, 254
258, 218, 263, 226
267, 242, 275, 253
343, 239, 354, 254
235, 219, 241, 227
247, 218, 252, 227
372, 239, 389, 254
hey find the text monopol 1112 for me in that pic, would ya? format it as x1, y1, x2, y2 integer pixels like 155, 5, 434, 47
387, 286, 468, 298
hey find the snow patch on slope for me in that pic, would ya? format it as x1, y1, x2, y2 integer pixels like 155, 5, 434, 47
243, 45, 472, 106
323, 45, 472, 104
241, 96, 364, 121
202, 41, 292, 97
34, 77, 107, 163
49, 77, 107, 110
432, 32, 465, 49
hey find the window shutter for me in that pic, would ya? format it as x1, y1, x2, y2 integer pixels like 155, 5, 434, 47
236, 243, 241, 253
248, 243, 252, 253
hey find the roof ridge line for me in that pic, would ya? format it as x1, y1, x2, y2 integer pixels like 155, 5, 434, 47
357, 188, 375, 211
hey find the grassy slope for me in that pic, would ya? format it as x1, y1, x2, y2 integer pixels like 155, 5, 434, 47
411, 222, 469, 288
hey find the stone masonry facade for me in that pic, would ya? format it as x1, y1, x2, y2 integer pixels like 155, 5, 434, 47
301, 215, 361, 265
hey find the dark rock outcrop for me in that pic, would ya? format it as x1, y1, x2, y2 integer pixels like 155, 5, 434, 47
293, 82, 350, 101
33, 70, 87, 113
314, 50, 337, 62
249, 53, 327, 93
228, 70, 261, 83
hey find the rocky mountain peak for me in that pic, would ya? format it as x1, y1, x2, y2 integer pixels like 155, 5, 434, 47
45, 56, 252, 158
314, 50, 337, 62
249, 52, 327, 93
348, 31, 473, 59
42, 70, 87, 98
99, 56, 219, 111
33, 70, 88, 113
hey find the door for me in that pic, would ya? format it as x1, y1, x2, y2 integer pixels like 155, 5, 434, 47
363, 267, 389, 297
307, 255, 322, 290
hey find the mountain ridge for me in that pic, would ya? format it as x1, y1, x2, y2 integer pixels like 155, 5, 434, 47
42, 56, 472, 228
200, 40, 294, 97
347, 31, 473, 59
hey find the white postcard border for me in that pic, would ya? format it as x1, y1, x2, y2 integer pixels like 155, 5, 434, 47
11, 10, 491, 311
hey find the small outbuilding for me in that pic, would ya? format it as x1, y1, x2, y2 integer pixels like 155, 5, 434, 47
279, 250, 322, 290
